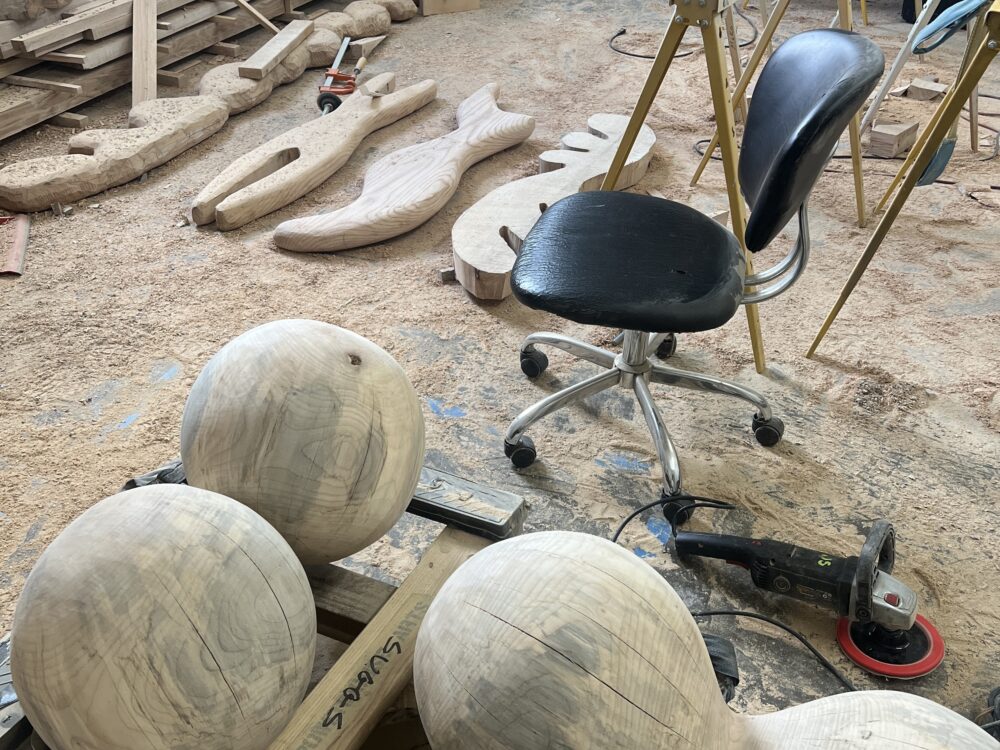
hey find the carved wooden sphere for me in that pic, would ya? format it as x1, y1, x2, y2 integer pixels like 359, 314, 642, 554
11, 484, 316, 750
181, 319, 425, 564
414, 531, 997, 750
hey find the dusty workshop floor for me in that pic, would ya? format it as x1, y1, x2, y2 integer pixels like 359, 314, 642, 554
1, 0, 998, 727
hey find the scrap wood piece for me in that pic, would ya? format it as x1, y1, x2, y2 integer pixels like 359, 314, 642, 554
237, 17, 312, 79
50, 111, 90, 127
273, 83, 534, 252
0, 214, 30, 276
908, 78, 948, 100
418, 0, 477, 15
868, 121, 919, 158
191, 73, 438, 231
3, 74, 82, 93
345, 33, 384, 61
451, 113, 656, 300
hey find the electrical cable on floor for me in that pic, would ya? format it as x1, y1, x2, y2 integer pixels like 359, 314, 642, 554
691, 610, 859, 692
611, 494, 859, 696
609, 4, 759, 60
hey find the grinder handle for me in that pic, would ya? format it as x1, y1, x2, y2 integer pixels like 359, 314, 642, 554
674, 531, 773, 568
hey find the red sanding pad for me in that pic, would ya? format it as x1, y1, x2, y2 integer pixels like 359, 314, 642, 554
837, 615, 945, 679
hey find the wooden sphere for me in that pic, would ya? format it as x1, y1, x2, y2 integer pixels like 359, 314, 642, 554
11, 484, 316, 750
181, 319, 425, 564
414, 531, 998, 750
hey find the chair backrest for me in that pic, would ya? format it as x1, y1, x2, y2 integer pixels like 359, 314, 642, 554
739, 29, 884, 252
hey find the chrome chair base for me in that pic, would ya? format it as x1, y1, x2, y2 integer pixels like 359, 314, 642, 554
504, 330, 785, 498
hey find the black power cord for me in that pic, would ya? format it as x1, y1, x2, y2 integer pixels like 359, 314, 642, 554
612, 494, 858, 696
609, 4, 759, 60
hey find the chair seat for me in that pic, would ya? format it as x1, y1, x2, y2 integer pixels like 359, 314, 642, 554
511, 192, 747, 333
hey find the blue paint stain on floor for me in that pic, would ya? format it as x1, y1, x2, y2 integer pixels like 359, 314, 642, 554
633, 547, 656, 559
115, 412, 141, 430
150, 360, 182, 382
426, 398, 466, 419
645, 516, 673, 546
595, 451, 652, 473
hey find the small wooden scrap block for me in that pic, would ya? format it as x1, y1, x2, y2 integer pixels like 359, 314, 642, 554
908, 78, 948, 101
346, 35, 386, 61
439, 266, 456, 283
419, 0, 479, 15
207, 41, 241, 56
50, 111, 91, 129
1, 214, 31, 276
889, 84, 909, 97
157, 57, 203, 87
868, 121, 919, 158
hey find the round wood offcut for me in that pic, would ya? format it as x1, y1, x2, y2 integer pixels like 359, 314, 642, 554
181, 319, 425, 564
414, 530, 998, 750
11, 484, 317, 750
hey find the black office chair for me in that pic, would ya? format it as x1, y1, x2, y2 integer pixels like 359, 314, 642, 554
503, 29, 884, 508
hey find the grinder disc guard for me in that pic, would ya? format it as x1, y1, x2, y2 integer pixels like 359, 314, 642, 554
836, 614, 945, 679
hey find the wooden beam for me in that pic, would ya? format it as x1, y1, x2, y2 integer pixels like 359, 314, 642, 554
4, 74, 82, 93
11, 0, 131, 52
230, 0, 278, 32
237, 18, 310, 79
131, 0, 157, 105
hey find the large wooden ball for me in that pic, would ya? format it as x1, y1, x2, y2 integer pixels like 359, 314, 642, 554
415, 532, 997, 750
11, 484, 316, 750
180, 319, 425, 564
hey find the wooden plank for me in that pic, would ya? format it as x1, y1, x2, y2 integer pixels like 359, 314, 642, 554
307, 565, 397, 642
4, 75, 82, 93
81, 0, 190, 39
0, 0, 306, 142
230, 0, 278, 32
10, 0, 131, 52
270, 527, 489, 750
236, 18, 310, 79
0, 215, 30, 276
157, 0, 235, 32
0, 58, 38, 77
419, 0, 478, 15
156, 55, 201, 86
49, 111, 91, 127
131, 0, 157, 105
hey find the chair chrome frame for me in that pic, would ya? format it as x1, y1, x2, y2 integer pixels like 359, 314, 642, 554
504, 204, 812, 499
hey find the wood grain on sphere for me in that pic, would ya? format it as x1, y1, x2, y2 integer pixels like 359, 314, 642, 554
414, 531, 998, 750
11, 484, 316, 750
181, 319, 424, 565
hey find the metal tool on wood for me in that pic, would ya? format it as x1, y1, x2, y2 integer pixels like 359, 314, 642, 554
317, 36, 372, 113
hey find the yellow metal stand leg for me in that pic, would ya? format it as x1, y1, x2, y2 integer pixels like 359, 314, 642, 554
725, 6, 749, 122
691, 0, 792, 186
860, 0, 869, 25
602, 17, 688, 191
807, 34, 998, 357
838, 0, 867, 226
703, 17, 767, 372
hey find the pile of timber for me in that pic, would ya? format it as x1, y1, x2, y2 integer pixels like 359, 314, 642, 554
0, 0, 317, 141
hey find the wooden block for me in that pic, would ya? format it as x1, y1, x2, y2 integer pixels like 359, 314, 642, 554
4, 74, 82, 93
11, 0, 130, 51
156, 56, 202, 86
131, 0, 157, 105
50, 111, 91, 127
345, 34, 384, 61
867, 121, 919, 158
206, 40, 240, 55
908, 78, 947, 101
419, 0, 477, 14
270, 527, 489, 750
237, 18, 311, 79
0, 214, 30, 276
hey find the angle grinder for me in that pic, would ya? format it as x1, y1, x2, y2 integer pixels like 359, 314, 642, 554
675, 519, 945, 679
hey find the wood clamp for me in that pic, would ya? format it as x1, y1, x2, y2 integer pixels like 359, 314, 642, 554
318, 36, 370, 114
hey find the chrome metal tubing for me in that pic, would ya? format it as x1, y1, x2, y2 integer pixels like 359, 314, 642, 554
505, 368, 621, 442
650, 364, 772, 421
522, 332, 616, 369
743, 202, 811, 304
621, 330, 650, 366
634, 376, 683, 495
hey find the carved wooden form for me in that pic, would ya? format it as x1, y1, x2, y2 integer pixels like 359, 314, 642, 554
450, 114, 656, 300
414, 531, 998, 750
181, 319, 425, 565
273, 83, 534, 252
11, 484, 317, 750
0, 2, 396, 214
191, 73, 437, 230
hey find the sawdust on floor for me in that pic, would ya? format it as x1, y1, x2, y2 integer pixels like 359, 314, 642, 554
1, 0, 998, 723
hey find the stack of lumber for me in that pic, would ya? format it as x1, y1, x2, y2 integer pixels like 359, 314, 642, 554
0, 0, 315, 141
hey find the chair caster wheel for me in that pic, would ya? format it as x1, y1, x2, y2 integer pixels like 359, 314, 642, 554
656, 333, 677, 359
662, 492, 695, 527
752, 414, 784, 447
504, 436, 537, 468
520, 348, 549, 378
